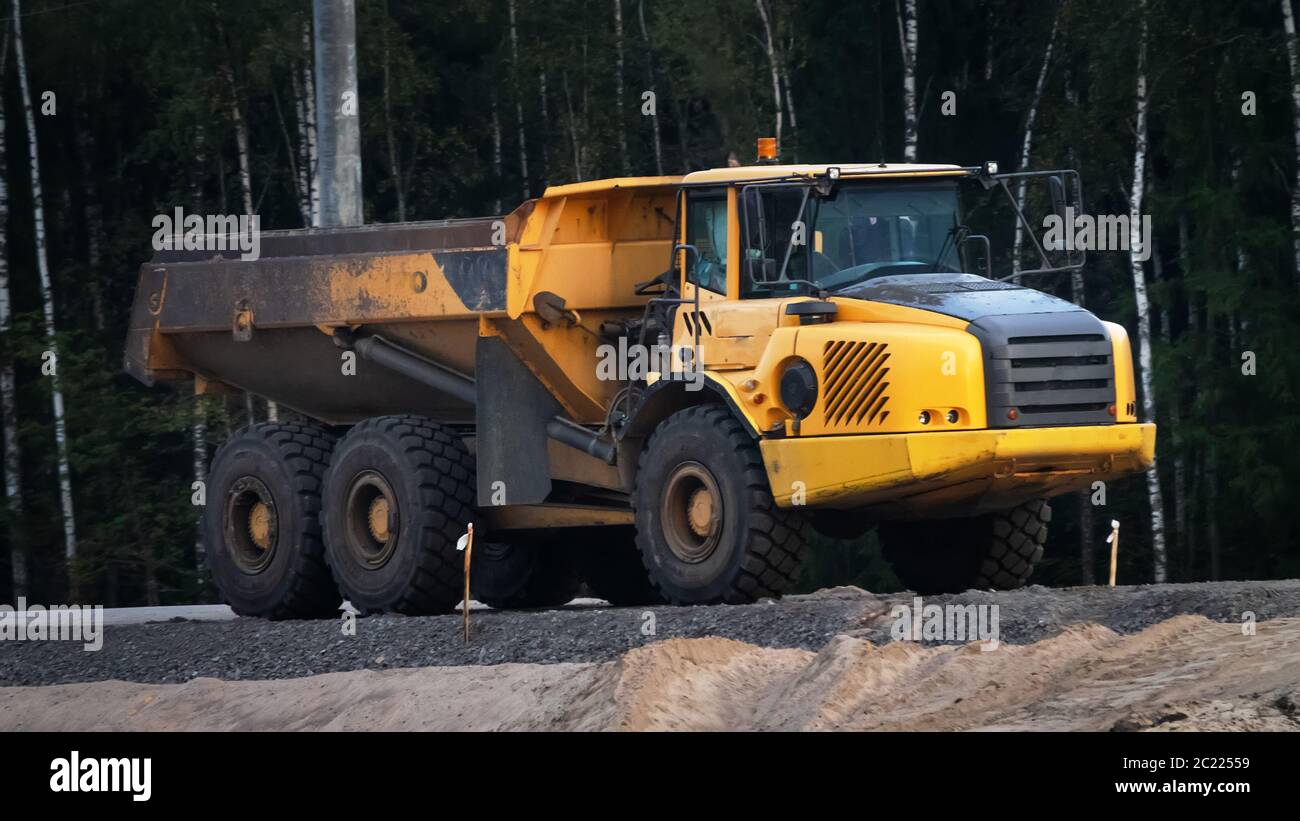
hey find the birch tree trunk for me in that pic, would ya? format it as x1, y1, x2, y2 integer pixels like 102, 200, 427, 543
1282, 0, 1300, 287
190, 130, 209, 573
13, 0, 78, 584
613, 0, 628, 175
896, 0, 918, 161
563, 71, 583, 180
1128, 1, 1168, 582
291, 69, 313, 225
538, 70, 550, 183
1178, 214, 1198, 576
637, 0, 663, 175
221, 47, 277, 422
1062, 113, 1093, 583
781, 56, 799, 162
1012, 7, 1061, 280
303, 23, 320, 227
223, 63, 255, 217
491, 93, 503, 212
509, 0, 530, 197
756, 0, 784, 152
0, 25, 25, 599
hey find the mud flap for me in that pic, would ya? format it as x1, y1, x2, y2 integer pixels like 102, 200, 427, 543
474, 336, 563, 506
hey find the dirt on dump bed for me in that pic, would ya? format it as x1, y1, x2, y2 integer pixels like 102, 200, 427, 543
4, 615, 1298, 731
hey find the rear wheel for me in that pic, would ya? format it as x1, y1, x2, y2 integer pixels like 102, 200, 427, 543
633, 405, 811, 605
321, 415, 475, 615
204, 423, 340, 619
470, 540, 581, 610
879, 499, 1052, 594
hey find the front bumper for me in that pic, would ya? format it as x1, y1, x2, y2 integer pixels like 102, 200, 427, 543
760, 423, 1155, 518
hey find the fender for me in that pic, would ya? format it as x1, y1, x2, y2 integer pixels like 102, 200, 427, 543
615, 372, 762, 491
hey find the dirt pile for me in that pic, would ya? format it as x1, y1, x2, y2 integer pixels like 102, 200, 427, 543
4, 615, 1298, 731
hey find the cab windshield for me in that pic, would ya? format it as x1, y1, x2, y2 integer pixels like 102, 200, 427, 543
741, 179, 963, 296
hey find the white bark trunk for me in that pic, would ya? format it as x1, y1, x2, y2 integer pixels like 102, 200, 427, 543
1128, 1, 1167, 582
491, 93, 503, 212
613, 0, 628, 175
1012, 8, 1061, 279
637, 0, 663, 175
538, 70, 550, 182
562, 71, 583, 180
13, 0, 78, 576
222, 53, 277, 421
303, 24, 320, 227
756, 0, 784, 152
224, 65, 255, 217
193, 392, 207, 568
191, 131, 208, 571
509, 0, 530, 197
896, 0, 918, 161
782, 61, 799, 163
1282, 0, 1300, 286
291, 69, 313, 225
0, 26, 25, 598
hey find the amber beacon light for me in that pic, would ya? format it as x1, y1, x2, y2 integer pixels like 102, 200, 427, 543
756, 137, 778, 163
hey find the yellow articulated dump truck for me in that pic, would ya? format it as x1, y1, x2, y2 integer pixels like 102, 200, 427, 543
126, 145, 1155, 618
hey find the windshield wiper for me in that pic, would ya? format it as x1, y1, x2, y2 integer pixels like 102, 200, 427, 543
929, 223, 968, 274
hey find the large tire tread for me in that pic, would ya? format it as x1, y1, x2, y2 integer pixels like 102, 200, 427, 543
207, 422, 339, 620
322, 415, 475, 615
633, 405, 812, 604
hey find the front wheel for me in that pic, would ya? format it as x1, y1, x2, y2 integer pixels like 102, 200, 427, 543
633, 405, 811, 605
879, 499, 1052, 594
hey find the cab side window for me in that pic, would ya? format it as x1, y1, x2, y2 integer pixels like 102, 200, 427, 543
685, 190, 728, 294
740, 185, 811, 298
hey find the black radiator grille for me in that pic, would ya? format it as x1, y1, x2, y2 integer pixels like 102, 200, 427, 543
969, 314, 1117, 428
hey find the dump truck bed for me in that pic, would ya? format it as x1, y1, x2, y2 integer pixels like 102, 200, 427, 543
126, 179, 681, 426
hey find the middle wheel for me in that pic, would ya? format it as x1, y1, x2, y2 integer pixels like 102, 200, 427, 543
322, 415, 475, 615
470, 540, 581, 610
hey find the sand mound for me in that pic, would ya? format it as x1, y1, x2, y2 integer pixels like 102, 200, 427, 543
4, 616, 1298, 731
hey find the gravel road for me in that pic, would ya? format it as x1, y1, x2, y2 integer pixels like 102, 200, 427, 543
3, 580, 1297, 687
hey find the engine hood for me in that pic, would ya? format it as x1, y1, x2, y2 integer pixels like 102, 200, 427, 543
834, 273, 1087, 323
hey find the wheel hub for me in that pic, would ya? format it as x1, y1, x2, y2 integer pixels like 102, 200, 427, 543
661, 462, 723, 563
248, 501, 273, 550
686, 489, 714, 537
367, 497, 391, 541
345, 471, 399, 568
225, 476, 277, 574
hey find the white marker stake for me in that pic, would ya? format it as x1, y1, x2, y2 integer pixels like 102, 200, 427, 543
1106, 519, 1121, 587
457, 524, 474, 643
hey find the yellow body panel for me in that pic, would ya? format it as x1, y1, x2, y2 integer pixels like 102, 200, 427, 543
762, 423, 1155, 518
1104, 321, 1139, 422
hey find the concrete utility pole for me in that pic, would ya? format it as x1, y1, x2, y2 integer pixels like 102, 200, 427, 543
314, 0, 363, 227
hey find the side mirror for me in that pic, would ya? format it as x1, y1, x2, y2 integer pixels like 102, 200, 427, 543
959, 234, 992, 277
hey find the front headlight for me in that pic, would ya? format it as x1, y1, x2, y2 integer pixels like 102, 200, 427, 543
779, 359, 819, 419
